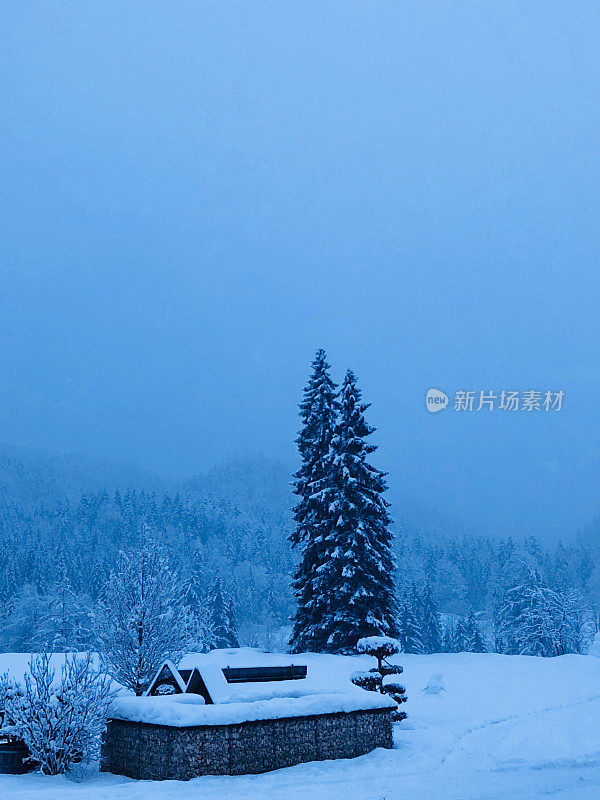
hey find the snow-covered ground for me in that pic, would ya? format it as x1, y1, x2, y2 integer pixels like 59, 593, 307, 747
2, 650, 600, 799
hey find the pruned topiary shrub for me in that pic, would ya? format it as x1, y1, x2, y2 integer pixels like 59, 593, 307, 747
353, 637, 407, 721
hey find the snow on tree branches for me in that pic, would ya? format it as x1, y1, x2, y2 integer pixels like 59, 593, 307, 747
0, 653, 114, 775
315, 370, 398, 652
289, 349, 339, 653
290, 356, 398, 654
494, 567, 585, 657
208, 578, 239, 649
94, 537, 192, 695
352, 636, 407, 721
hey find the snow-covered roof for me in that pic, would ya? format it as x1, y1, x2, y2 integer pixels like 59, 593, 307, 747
178, 647, 307, 671
176, 648, 315, 704
109, 688, 396, 727
146, 659, 188, 695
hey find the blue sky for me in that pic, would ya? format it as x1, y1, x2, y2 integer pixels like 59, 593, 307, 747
2, 2, 600, 538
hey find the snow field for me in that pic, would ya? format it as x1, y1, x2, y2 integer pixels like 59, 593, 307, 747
1, 650, 600, 799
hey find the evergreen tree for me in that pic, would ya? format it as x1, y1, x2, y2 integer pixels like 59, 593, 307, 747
552, 542, 571, 591
182, 569, 214, 652
494, 579, 526, 654
421, 583, 442, 653
450, 617, 468, 652
227, 598, 238, 642
0, 560, 19, 602
312, 370, 398, 653
441, 621, 454, 653
182, 569, 206, 615
398, 588, 425, 654
32, 549, 51, 594
35, 569, 91, 652
463, 611, 486, 653
209, 578, 239, 649
289, 349, 339, 653
0, 583, 47, 652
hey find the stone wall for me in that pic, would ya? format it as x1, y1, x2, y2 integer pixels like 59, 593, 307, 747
101, 708, 393, 780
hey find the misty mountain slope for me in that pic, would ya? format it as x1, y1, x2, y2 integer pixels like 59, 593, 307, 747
183, 456, 293, 518
0, 443, 166, 509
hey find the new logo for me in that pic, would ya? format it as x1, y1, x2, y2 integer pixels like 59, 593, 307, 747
425, 388, 449, 413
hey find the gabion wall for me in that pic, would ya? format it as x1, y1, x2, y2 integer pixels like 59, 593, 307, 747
101, 707, 394, 780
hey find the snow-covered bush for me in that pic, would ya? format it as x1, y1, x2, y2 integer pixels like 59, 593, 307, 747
353, 636, 407, 721
2, 653, 114, 775
421, 673, 446, 695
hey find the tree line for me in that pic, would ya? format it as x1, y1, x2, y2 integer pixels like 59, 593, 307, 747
0, 352, 599, 655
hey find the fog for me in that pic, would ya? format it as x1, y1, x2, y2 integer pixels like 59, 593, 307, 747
2, 2, 600, 539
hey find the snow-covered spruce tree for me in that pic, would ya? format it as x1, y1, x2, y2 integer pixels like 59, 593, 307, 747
289, 349, 339, 653
227, 598, 238, 642
95, 539, 191, 695
398, 587, 425, 654
34, 563, 91, 652
209, 578, 239, 649
463, 611, 487, 652
531, 586, 583, 655
0, 559, 19, 603
312, 370, 398, 653
450, 617, 468, 653
441, 618, 465, 653
421, 583, 442, 653
182, 570, 215, 652
441, 622, 453, 653
0, 583, 48, 652
1, 652, 114, 775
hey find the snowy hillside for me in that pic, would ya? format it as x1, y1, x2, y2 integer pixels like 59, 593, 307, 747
0, 443, 165, 508
2, 651, 600, 799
